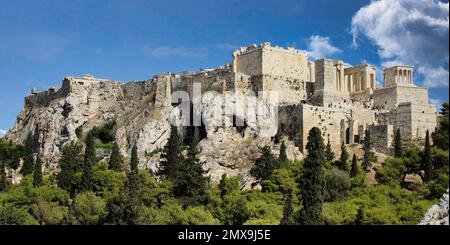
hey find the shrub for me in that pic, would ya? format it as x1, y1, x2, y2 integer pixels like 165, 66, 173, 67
324, 168, 351, 201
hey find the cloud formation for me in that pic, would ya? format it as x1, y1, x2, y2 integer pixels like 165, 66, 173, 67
306, 35, 342, 60
141, 46, 206, 59
351, 0, 449, 88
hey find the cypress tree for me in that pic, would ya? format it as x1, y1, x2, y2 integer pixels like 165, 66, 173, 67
350, 154, 358, 177
0, 161, 6, 191
394, 128, 402, 158
325, 137, 335, 162
57, 142, 82, 196
124, 145, 141, 225
81, 132, 95, 191
280, 189, 296, 225
423, 130, 433, 181
109, 142, 123, 171
33, 155, 43, 187
354, 207, 365, 225
250, 146, 278, 180
361, 129, 377, 172
279, 141, 287, 164
299, 127, 325, 225
174, 142, 208, 206
339, 141, 349, 171
158, 125, 183, 180
20, 132, 34, 176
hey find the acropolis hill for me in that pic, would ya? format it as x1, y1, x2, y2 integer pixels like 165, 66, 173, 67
4, 42, 437, 185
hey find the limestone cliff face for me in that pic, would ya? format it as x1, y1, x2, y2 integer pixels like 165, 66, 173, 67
5, 74, 303, 186
419, 190, 449, 225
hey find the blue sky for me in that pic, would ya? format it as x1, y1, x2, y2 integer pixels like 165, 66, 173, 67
0, 0, 448, 133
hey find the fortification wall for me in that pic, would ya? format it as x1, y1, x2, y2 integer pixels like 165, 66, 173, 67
368, 124, 393, 154
372, 85, 429, 110
298, 103, 376, 153
261, 46, 308, 80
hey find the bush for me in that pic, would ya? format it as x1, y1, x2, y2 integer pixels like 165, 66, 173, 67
75, 126, 83, 139
91, 120, 116, 143
422, 173, 449, 199
71, 192, 107, 225
324, 168, 351, 201
375, 158, 406, 186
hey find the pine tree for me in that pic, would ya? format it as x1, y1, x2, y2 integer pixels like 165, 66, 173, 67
394, 128, 402, 158
250, 146, 278, 180
339, 141, 349, 171
174, 142, 208, 206
299, 127, 325, 225
423, 130, 433, 181
361, 129, 377, 172
350, 154, 358, 177
81, 132, 95, 191
33, 155, 43, 187
279, 141, 287, 164
325, 137, 335, 162
109, 142, 123, 171
57, 142, 82, 196
20, 132, 34, 176
0, 161, 6, 191
158, 125, 183, 180
280, 189, 296, 225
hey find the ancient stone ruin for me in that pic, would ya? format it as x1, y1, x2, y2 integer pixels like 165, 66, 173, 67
4, 42, 437, 185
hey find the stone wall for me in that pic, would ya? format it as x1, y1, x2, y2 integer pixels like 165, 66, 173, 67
312, 59, 348, 105
372, 85, 429, 110
298, 103, 376, 154
368, 124, 393, 154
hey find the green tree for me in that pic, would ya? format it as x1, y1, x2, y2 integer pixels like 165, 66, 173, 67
299, 127, 325, 225
250, 146, 278, 180
325, 137, 335, 162
173, 143, 208, 206
354, 206, 365, 225
0, 161, 6, 191
219, 174, 239, 199
158, 125, 183, 180
72, 192, 107, 225
279, 141, 287, 164
280, 189, 296, 225
394, 128, 402, 158
338, 141, 349, 171
121, 145, 143, 225
33, 156, 43, 187
432, 102, 449, 150
20, 132, 34, 176
81, 132, 95, 191
109, 142, 123, 171
57, 142, 82, 196
350, 154, 358, 178
361, 129, 377, 172
423, 130, 433, 181
324, 168, 351, 201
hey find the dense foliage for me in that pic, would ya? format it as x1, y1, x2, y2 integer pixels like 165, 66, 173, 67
0, 102, 448, 225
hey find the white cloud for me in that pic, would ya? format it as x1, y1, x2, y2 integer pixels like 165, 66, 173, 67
306, 35, 342, 60
430, 98, 443, 111
141, 46, 206, 59
0, 129, 7, 138
351, 0, 449, 88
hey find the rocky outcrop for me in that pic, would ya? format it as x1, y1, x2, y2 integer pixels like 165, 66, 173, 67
5, 74, 303, 186
419, 189, 449, 225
